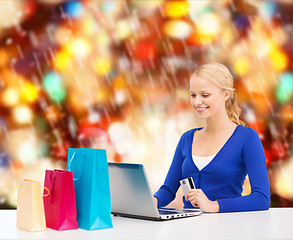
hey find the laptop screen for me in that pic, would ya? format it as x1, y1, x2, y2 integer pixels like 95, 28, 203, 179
108, 162, 160, 218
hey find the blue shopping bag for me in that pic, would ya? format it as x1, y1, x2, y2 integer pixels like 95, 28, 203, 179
66, 148, 113, 230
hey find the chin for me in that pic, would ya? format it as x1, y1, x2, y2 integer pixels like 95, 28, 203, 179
196, 114, 209, 120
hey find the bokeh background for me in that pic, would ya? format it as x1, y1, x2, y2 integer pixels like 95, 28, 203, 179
0, 0, 292, 209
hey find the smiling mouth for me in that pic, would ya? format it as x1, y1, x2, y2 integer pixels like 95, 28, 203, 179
196, 107, 209, 112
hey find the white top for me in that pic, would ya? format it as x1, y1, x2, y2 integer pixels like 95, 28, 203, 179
192, 154, 216, 171
1, 209, 292, 239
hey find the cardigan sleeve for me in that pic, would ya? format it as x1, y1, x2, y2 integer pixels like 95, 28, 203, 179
217, 129, 271, 212
154, 134, 184, 207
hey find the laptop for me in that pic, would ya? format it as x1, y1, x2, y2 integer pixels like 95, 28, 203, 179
108, 162, 202, 221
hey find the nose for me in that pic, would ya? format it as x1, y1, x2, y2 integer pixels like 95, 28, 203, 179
192, 96, 203, 106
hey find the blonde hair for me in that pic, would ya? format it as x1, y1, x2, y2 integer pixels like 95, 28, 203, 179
191, 62, 246, 126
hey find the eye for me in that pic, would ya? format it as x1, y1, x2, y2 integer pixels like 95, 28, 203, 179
190, 93, 196, 98
202, 94, 210, 98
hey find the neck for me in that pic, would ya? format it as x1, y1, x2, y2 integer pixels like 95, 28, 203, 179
204, 112, 235, 135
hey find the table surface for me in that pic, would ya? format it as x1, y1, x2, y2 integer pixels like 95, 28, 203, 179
0, 208, 292, 240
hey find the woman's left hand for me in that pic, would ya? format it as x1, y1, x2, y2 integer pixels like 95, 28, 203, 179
186, 189, 219, 213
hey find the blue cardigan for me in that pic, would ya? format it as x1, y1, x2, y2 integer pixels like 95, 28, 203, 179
154, 125, 271, 212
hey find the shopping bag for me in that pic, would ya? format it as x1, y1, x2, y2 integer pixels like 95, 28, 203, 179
43, 169, 78, 230
67, 148, 113, 230
16, 179, 49, 232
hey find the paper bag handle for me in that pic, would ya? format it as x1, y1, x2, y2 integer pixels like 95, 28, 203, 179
15, 185, 49, 201
42, 186, 50, 197
67, 151, 85, 181
16, 186, 28, 202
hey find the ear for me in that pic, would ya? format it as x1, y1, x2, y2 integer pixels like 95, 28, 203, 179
223, 90, 231, 101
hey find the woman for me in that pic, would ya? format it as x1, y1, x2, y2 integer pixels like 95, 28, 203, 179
154, 62, 270, 213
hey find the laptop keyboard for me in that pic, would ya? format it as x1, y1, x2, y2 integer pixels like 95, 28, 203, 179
158, 209, 181, 215
158, 207, 200, 215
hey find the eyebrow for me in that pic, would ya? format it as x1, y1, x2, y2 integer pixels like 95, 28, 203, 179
189, 90, 211, 93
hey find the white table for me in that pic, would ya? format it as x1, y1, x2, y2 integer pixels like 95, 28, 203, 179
0, 208, 292, 240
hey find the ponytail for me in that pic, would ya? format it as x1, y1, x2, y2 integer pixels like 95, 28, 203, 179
226, 92, 246, 126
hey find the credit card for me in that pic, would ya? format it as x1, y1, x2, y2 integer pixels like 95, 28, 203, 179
180, 177, 195, 196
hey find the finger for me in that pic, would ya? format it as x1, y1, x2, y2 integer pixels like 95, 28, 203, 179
188, 191, 199, 199
186, 190, 195, 199
190, 199, 199, 208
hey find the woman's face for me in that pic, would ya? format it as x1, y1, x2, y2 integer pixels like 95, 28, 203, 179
189, 75, 229, 120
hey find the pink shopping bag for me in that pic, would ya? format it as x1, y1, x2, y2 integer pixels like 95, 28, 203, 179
43, 169, 78, 230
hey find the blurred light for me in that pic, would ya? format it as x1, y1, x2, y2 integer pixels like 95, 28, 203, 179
269, 49, 288, 71
12, 105, 33, 124
44, 105, 61, 123
130, 0, 163, 17
113, 76, 127, 90
251, 92, 271, 115
258, 1, 277, 19
20, 82, 39, 103
96, 1, 125, 19
280, 105, 293, 123
35, 116, 49, 134
114, 90, 127, 105
17, 141, 38, 165
100, 1, 116, 13
94, 57, 112, 76
38, 0, 65, 5
254, 39, 278, 57
54, 27, 72, 45
276, 72, 293, 103
39, 141, 50, 157
131, 40, 157, 61
53, 49, 72, 70
96, 30, 111, 47
197, 12, 221, 37
233, 57, 250, 76
234, 14, 250, 30
188, 1, 211, 21
42, 72, 66, 103
271, 141, 288, 160
0, 154, 9, 168
115, 19, 132, 41
108, 122, 133, 155
2, 88, 19, 106
0, 49, 8, 67
271, 27, 288, 46
242, 106, 256, 124
67, 38, 91, 57
131, 0, 163, 9
52, 140, 71, 161
220, 27, 236, 46
79, 16, 97, 36
164, 1, 189, 18
163, 20, 192, 40
0, 118, 6, 136
64, 0, 84, 18
273, 159, 293, 200
0, 69, 26, 88
23, 0, 37, 18
88, 111, 101, 123
78, 126, 109, 148
0, 0, 25, 29
248, 120, 265, 140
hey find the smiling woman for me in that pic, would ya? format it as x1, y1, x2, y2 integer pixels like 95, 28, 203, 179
154, 62, 271, 213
